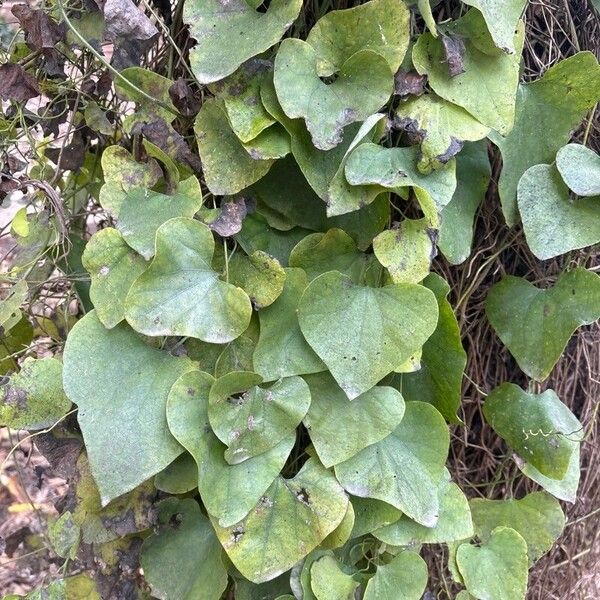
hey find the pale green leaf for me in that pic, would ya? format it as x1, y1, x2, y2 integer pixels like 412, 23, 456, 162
82, 228, 146, 328
456, 527, 528, 600
350, 497, 402, 538
208, 372, 311, 463
212, 457, 349, 583
335, 401, 449, 526
101, 146, 161, 197
274, 40, 393, 150
195, 99, 273, 195
141, 498, 228, 600
125, 218, 252, 343
184, 0, 302, 83
483, 383, 583, 480
303, 371, 405, 467
373, 218, 435, 284
417, 0, 437, 37
321, 502, 355, 550
518, 164, 600, 260
363, 551, 428, 600
412, 11, 524, 135
253, 268, 326, 380
469, 492, 565, 565
48, 511, 80, 560
167, 370, 294, 527
242, 123, 291, 160
1, 357, 71, 431
485, 268, 600, 380
310, 555, 358, 600
556, 143, 600, 197
491, 52, 600, 225
62, 311, 194, 503
298, 272, 439, 399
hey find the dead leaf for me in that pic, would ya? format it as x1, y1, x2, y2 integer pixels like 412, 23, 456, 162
0, 64, 40, 102
395, 69, 428, 97
202, 198, 249, 237
12, 4, 65, 50
169, 78, 201, 117
46, 133, 86, 171
441, 35, 466, 77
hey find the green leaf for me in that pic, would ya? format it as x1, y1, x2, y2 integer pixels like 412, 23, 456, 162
310, 555, 359, 600
101, 145, 162, 196
211, 457, 349, 583
298, 272, 439, 399
335, 401, 449, 526
395, 94, 490, 173
417, 0, 437, 37
491, 52, 600, 225
397, 272, 466, 422
125, 218, 252, 343
485, 268, 600, 380
344, 143, 457, 214
469, 492, 565, 566
438, 140, 491, 265
289, 228, 382, 284
1, 357, 71, 430
242, 123, 292, 160
141, 498, 228, 600
483, 383, 583, 480
208, 59, 275, 143
234, 574, 293, 600
116, 177, 203, 259
183, 0, 302, 83
517, 164, 600, 260
374, 473, 472, 545
228, 250, 286, 309
195, 99, 273, 195
373, 218, 435, 284
456, 527, 528, 600
215, 313, 260, 376
48, 511, 80, 560
208, 372, 311, 463
412, 11, 523, 135
254, 268, 326, 380
305, 0, 410, 74
62, 311, 194, 503
82, 228, 146, 328
303, 371, 405, 467
363, 551, 428, 600
321, 502, 355, 550
462, 0, 528, 53
166, 370, 294, 527
274, 40, 393, 150
556, 143, 600, 197
155, 453, 198, 494
350, 497, 402, 538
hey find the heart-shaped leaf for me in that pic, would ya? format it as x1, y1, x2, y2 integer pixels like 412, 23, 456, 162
195, 99, 274, 195
116, 177, 203, 259
394, 93, 489, 173
373, 218, 435, 284
305, 0, 410, 75
125, 217, 252, 343
310, 555, 359, 600
208, 371, 311, 463
412, 11, 523, 135
485, 268, 600, 380
82, 228, 146, 328
253, 268, 326, 381
141, 498, 228, 600
462, 0, 528, 53
491, 52, 600, 225
556, 143, 600, 197
456, 527, 528, 600
183, 0, 302, 83
374, 472, 473, 545
335, 401, 449, 526
363, 551, 428, 600
166, 370, 295, 527
1, 357, 71, 431
101, 145, 162, 195
274, 40, 393, 150
350, 497, 402, 538
298, 271, 438, 399
302, 371, 405, 467
212, 457, 349, 583
483, 383, 583, 480
62, 311, 194, 503
469, 492, 565, 565
518, 164, 600, 260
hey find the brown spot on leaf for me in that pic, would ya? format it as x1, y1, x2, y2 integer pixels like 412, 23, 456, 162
231, 525, 245, 542
441, 35, 466, 77
436, 136, 464, 165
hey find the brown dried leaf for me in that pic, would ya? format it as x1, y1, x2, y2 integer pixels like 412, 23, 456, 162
12, 4, 65, 50
0, 64, 40, 102
169, 78, 201, 117
441, 35, 466, 77
395, 69, 428, 98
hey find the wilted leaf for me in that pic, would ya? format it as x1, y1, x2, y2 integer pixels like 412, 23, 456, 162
12, 4, 65, 50
141, 498, 228, 600
363, 551, 428, 600
556, 144, 600, 197
169, 78, 201, 117
303, 371, 405, 468
0, 63, 40, 102
395, 69, 427, 98
335, 401, 449, 526
485, 268, 600, 380
483, 383, 583, 480
184, 0, 302, 83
